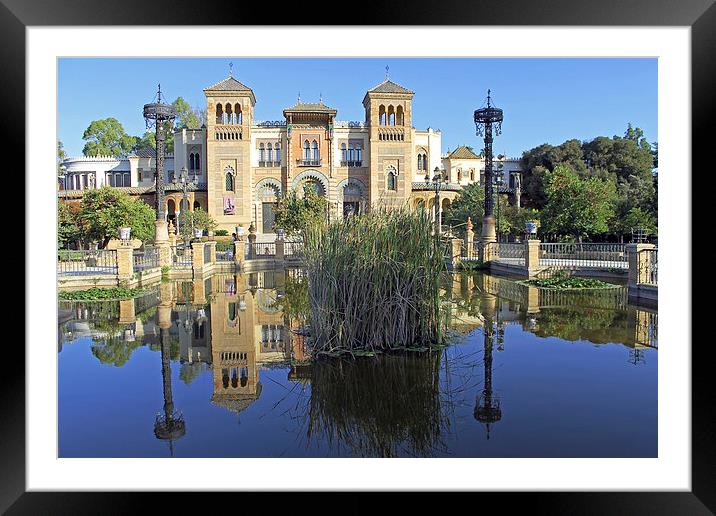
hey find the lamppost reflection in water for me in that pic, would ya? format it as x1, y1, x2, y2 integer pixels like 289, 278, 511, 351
153, 286, 185, 456
474, 292, 502, 440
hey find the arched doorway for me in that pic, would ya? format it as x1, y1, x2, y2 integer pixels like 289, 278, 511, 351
256, 178, 282, 233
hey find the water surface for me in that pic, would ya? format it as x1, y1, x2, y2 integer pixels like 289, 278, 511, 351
58, 271, 657, 458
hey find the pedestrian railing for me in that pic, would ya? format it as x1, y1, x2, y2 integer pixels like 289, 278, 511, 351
203, 244, 212, 264
216, 249, 234, 262
539, 243, 627, 269
133, 246, 160, 272
639, 248, 658, 286
494, 242, 525, 265
245, 242, 276, 259
284, 241, 303, 257
58, 249, 118, 277
172, 246, 193, 268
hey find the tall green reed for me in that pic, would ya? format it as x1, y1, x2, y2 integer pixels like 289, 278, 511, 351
302, 207, 447, 355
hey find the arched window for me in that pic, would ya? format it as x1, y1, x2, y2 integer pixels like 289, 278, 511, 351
348, 144, 354, 163
341, 143, 347, 162
235, 103, 242, 124
225, 170, 234, 191
397, 105, 404, 125
259, 143, 265, 163
311, 140, 319, 161
379, 105, 386, 125
303, 140, 310, 160
193, 200, 200, 210
225, 103, 233, 124
388, 105, 395, 125
189, 153, 195, 171
470, 169, 475, 181
386, 168, 397, 190
355, 143, 362, 164
123, 173, 130, 186
457, 169, 462, 183
216, 103, 223, 124
267, 143, 273, 163
417, 154, 423, 171
274, 142, 281, 164
196, 153, 200, 171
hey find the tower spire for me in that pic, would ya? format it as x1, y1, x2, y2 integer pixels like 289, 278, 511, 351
229, 61, 234, 77
385, 65, 390, 80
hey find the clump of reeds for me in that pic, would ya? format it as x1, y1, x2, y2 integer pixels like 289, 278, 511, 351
302, 207, 447, 355
306, 353, 448, 457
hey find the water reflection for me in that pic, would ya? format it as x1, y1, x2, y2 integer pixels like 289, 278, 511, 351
58, 270, 657, 458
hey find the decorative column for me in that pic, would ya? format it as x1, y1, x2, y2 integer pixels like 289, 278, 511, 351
116, 242, 134, 285
192, 241, 206, 275
275, 230, 285, 263
450, 238, 462, 270
627, 242, 656, 287
248, 222, 257, 259
465, 216, 475, 259
524, 239, 541, 278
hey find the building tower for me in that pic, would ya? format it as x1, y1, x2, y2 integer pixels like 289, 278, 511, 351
204, 73, 257, 233
363, 70, 415, 209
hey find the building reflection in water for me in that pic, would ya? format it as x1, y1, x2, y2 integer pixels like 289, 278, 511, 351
58, 268, 657, 457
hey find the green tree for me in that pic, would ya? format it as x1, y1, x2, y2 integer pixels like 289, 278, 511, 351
57, 140, 67, 176
80, 187, 156, 248
442, 182, 485, 236
82, 118, 137, 158
173, 97, 203, 129
620, 206, 657, 237
177, 207, 217, 240
541, 165, 616, 241
273, 188, 328, 236
58, 200, 83, 248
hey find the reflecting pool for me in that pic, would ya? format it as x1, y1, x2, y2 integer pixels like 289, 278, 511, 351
58, 271, 657, 458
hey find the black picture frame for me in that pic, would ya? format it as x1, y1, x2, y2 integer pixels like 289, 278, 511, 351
7, 0, 708, 513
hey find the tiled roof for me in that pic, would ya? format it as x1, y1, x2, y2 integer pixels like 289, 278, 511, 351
284, 101, 337, 113
367, 79, 414, 94
203, 76, 253, 92
447, 146, 481, 160
133, 147, 156, 158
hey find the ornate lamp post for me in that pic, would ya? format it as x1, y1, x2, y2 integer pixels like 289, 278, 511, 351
178, 166, 197, 248
474, 90, 503, 256
425, 166, 448, 237
143, 84, 176, 243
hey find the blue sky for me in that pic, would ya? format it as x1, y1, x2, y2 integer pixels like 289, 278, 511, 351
58, 58, 657, 158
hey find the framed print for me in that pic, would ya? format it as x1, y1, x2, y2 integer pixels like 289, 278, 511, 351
8, 0, 712, 512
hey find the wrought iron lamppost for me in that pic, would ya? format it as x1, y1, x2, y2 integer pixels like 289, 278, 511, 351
474, 90, 503, 255
143, 84, 176, 244
425, 166, 448, 237
178, 166, 197, 248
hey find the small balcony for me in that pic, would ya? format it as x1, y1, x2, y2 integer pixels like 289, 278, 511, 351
259, 161, 282, 168
298, 159, 321, 167
340, 161, 363, 168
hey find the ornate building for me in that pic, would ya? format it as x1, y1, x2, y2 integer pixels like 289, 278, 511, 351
60, 72, 523, 234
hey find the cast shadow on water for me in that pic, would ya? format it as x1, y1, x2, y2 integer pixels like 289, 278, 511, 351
58, 270, 657, 458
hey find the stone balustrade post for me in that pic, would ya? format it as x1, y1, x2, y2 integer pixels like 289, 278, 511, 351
465, 217, 475, 259
116, 243, 134, 283
626, 243, 656, 287
234, 240, 244, 267
275, 232, 285, 262
158, 243, 172, 269
525, 239, 541, 278
192, 241, 206, 274
248, 223, 257, 260
450, 238, 462, 270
